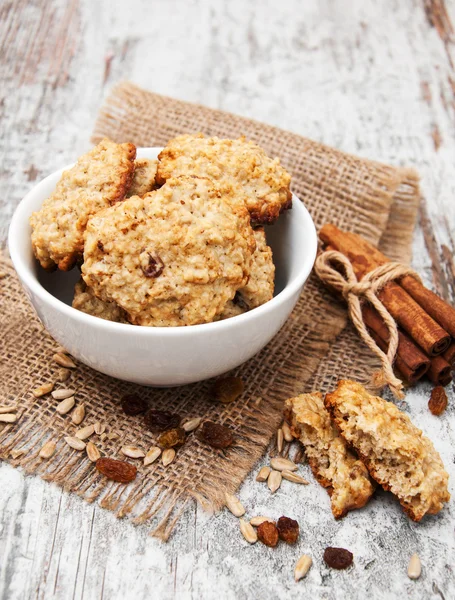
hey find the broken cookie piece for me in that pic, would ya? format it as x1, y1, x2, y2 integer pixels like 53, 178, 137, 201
324, 379, 450, 521
284, 392, 374, 519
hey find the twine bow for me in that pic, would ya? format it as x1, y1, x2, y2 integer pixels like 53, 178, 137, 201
315, 250, 422, 399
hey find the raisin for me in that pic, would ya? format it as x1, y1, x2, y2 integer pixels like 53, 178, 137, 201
232, 292, 249, 310
121, 393, 147, 416
212, 377, 244, 404
96, 458, 137, 483
323, 547, 353, 570
141, 252, 164, 278
197, 421, 234, 449
257, 521, 279, 547
144, 410, 181, 433
428, 386, 448, 416
158, 427, 186, 449
277, 516, 299, 544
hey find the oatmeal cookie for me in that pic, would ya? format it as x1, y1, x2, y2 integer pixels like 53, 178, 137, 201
127, 159, 158, 197
218, 298, 248, 320
157, 134, 292, 224
30, 139, 136, 271
218, 228, 275, 319
325, 380, 450, 521
284, 392, 374, 519
82, 176, 256, 327
72, 279, 128, 323
238, 228, 274, 308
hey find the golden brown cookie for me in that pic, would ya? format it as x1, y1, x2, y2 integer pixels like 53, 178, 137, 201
238, 228, 274, 309
72, 279, 128, 323
30, 139, 136, 271
217, 228, 275, 319
157, 134, 292, 224
217, 298, 248, 320
284, 392, 374, 519
82, 176, 256, 327
325, 380, 450, 521
126, 159, 158, 197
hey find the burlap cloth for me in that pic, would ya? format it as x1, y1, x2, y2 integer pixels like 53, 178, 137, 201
0, 82, 420, 540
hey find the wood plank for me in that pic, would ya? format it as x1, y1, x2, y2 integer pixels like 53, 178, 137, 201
0, 0, 454, 598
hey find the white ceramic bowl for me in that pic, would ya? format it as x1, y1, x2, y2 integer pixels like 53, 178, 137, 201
8, 148, 317, 386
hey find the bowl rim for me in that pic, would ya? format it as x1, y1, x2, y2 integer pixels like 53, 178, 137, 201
8, 148, 317, 337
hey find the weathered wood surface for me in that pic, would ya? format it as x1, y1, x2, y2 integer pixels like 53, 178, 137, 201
1, 0, 454, 598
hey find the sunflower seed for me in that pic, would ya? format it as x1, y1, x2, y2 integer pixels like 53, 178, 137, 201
295, 555, 312, 581
267, 469, 282, 493
282, 470, 309, 484
72, 404, 85, 425
94, 422, 106, 435
53, 353, 76, 369
64, 436, 86, 451
121, 446, 145, 459
39, 441, 56, 459
0, 405, 17, 414
52, 388, 75, 400
0, 271, 6, 279
225, 493, 245, 517
282, 442, 291, 459
56, 368, 71, 383
239, 518, 257, 544
407, 553, 421, 580
250, 516, 272, 527
293, 445, 306, 464
144, 446, 161, 466
282, 421, 293, 442
277, 428, 284, 453
270, 457, 297, 472
86, 441, 101, 462
33, 382, 54, 398
162, 448, 176, 466
0, 413, 17, 423
182, 417, 202, 433
56, 396, 75, 415
256, 466, 271, 482
75, 424, 95, 440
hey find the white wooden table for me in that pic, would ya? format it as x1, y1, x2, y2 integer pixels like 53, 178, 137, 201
1, 1, 454, 598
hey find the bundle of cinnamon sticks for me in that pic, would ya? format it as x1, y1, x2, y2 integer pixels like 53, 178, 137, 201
319, 224, 455, 387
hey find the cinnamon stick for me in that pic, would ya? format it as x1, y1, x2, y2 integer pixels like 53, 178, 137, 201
428, 355, 453, 386
443, 343, 455, 367
399, 276, 455, 338
320, 225, 451, 356
362, 305, 430, 383
369, 329, 418, 384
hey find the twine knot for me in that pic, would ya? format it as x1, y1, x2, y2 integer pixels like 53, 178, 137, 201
315, 250, 422, 399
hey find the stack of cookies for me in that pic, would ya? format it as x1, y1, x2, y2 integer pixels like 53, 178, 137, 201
30, 135, 292, 326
